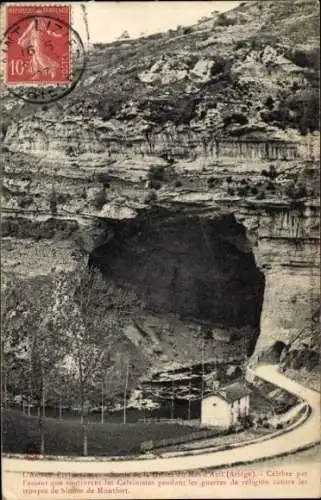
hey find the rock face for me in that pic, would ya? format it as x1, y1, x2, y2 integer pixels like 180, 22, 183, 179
240, 206, 320, 365
87, 202, 320, 370
1, 0, 320, 396
216, 139, 299, 161
4, 117, 316, 161
2, 152, 320, 391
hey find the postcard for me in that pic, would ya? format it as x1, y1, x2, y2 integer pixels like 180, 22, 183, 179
1, 1, 320, 499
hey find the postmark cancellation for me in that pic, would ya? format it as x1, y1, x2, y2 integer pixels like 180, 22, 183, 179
1, 3, 85, 103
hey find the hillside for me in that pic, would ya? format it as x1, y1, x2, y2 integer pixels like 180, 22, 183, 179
1, 0, 320, 412
2, 0, 320, 144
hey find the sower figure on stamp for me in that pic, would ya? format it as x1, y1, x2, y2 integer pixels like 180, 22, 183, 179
17, 17, 63, 80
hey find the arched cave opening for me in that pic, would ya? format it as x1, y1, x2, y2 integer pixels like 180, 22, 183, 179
89, 209, 265, 359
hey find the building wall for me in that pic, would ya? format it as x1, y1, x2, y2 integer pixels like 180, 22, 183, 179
231, 395, 250, 425
201, 395, 231, 429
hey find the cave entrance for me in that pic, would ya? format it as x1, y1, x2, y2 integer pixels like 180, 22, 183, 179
90, 209, 265, 358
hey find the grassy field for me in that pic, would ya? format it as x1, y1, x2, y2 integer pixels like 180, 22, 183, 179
159, 427, 271, 454
2, 409, 199, 457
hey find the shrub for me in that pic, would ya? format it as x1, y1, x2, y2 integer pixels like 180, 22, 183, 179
143, 94, 199, 126
262, 90, 320, 134
66, 146, 75, 156
256, 191, 266, 200
265, 96, 274, 110
92, 188, 107, 210
18, 195, 33, 208
261, 165, 278, 179
95, 172, 111, 187
251, 186, 258, 195
97, 89, 127, 120
286, 184, 307, 199
226, 176, 232, 183
241, 415, 253, 429
211, 56, 233, 77
227, 187, 235, 196
290, 48, 320, 69
237, 185, 249, 196
207, 176, 218, 187
216, 13, 237, 26
56, 192, 72, 204
223, 113, 249, 127
148, 165, 165, 183
174, 179, 182, 188
182, 26, 193, 35
268, 165, 278, 179
266, 182, 276, 191
149, 179, 162, 190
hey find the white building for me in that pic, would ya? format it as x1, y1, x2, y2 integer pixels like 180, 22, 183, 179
201, 382, 251, 429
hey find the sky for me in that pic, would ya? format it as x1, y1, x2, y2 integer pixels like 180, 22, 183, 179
72, 2, 240, 44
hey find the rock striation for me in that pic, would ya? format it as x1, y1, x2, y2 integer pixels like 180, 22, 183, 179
1, 0, 320, 396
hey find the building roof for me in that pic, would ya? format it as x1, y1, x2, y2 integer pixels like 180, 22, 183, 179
204, 382, 251, 403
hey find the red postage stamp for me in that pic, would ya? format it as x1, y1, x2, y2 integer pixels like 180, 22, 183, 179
5, 4, 71, 85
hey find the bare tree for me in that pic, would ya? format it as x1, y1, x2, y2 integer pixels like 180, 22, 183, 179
123, 360, 130, 424
1, 272, 34, 410
200, 327, 205, 401
1, 272, 14, 409
57, 263, 143, 455
1, 272, 67, 454
31, 321, 67, 454
187, 369, 192, 421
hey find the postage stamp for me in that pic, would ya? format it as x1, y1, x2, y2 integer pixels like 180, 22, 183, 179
5, 4, 71, 85
1, 4, 85, 103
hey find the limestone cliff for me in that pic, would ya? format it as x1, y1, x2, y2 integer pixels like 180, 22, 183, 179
1, 0, 320, 397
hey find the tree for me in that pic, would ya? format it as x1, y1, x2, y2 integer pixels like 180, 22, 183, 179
265, 96, 274, 110
56, 263, 143, 455
98, 362, 114, 425
92, 187, 107, 210
0, 272, 22, 410
118, 30, 130, 40
23, 277, 70, 453
122, 356, 130, 424
1, 272, 67, 454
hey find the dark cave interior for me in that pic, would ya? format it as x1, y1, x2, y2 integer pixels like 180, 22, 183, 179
90, 209, 265, 356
